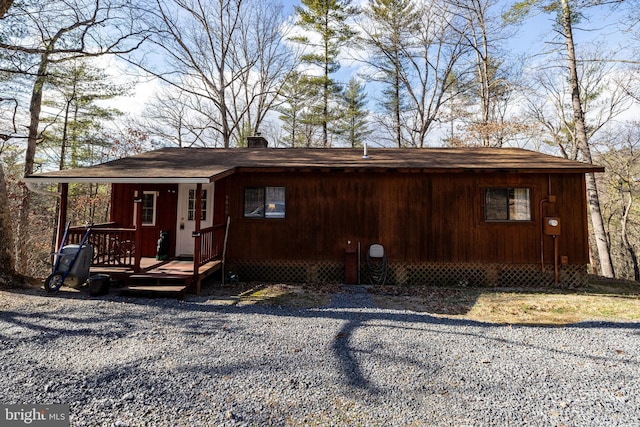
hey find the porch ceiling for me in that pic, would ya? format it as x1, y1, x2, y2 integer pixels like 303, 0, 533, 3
25, 147, 604, 184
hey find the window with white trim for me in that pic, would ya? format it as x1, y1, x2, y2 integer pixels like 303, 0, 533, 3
141, 191, 157, 225
187, 189, 207, 221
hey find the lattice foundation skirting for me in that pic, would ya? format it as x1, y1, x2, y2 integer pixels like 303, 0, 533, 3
226, 260, 588, 288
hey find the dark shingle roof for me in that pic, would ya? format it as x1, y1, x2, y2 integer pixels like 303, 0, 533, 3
26, 147, 604, 183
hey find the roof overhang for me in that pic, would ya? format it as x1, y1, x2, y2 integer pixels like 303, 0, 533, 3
24, 147, 605, 184
24, 176, 213, 184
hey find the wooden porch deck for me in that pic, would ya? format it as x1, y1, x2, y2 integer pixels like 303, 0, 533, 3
91, 257, 222, 298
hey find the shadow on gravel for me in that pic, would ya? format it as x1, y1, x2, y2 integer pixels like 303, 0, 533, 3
2, 283, 639, 399
101, 286, 640, 394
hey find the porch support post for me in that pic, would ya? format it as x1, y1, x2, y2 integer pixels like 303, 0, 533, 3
133, 194, 143, 273
193, 183, 202, 294
56, 183, 69, 250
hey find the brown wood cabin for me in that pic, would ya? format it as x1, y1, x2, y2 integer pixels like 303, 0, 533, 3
26, 138, 604, 291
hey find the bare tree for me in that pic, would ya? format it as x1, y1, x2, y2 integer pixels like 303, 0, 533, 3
0, 142, 16, 277
560, 0, 615, 277
0, 0, 30, 284
527, 47, 632, 159
507, 0, 618, 277
0, 0, 148, 274
402, 1, 469, 147
140, 0, 296, 148
596, 125, 640, 281
233, 0, 298, 144
140, 86, 211, 148
445, 0, 519, 147
0, 0, 19, 280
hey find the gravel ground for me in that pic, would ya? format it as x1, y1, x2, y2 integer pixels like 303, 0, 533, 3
0, 285, 639, 427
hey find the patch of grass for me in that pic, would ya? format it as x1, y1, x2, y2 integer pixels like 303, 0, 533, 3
371, 286, 481, 315
372, 278, 640, 325
238, 283, 332, 308
461, 292, 640, 324
202, 277, 639, 325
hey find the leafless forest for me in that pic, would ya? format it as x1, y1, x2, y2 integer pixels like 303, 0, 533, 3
1, 0, 639, 281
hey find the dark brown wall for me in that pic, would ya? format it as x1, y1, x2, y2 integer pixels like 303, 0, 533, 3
111, 184, 178, 257
224, 171, 589, 266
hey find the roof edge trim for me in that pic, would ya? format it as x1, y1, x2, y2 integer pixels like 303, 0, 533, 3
24, 177, 212, 184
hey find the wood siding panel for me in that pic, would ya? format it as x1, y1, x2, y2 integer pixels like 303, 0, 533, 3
122, 170, 585, 269
110, 183, 178, 257
224, 171, 591, 267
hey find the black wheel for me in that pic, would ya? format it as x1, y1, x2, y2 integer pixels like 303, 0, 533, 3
44, 273, 65, 293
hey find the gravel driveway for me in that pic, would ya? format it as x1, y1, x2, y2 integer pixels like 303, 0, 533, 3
0, 286, 638, 426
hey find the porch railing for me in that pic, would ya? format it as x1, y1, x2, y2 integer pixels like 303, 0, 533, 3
196, 223, 225, 268
67, 221, 225, 271
68, 224, 136, 267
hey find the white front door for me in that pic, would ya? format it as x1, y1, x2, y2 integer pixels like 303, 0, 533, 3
175, 183, 214, 257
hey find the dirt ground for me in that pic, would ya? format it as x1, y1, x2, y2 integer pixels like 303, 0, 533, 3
2, 274, 639, 325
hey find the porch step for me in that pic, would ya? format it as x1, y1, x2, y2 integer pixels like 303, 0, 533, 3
129, 272, 190, 280
121, 285, 188, 300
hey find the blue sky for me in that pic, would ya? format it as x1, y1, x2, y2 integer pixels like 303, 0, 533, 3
111, 0, 633, 147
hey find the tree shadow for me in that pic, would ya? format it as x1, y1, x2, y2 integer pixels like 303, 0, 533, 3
1, 280, 639, 408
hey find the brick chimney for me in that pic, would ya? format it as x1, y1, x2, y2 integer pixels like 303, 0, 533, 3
246, 134, 268, 148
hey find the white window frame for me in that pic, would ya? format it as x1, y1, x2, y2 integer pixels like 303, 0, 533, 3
141, 191, 157, 226
187, 189, 208, 222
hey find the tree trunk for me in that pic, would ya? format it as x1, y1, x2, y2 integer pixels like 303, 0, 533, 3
394, 70, 402, 148
620, 192, 640, 281
0, 162, 15, 271
0, 1, 18, 282
17, 52, 49, 274
0, 0, 13, 17
561, 0, 615, 278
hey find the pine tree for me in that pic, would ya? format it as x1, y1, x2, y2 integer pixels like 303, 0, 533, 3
292, 0, 357, 147
39, 60, 129, 241
359, 0, 420, 147
336, 78, 370, 147
277, 72, 324, 147
41, 60, 130, 169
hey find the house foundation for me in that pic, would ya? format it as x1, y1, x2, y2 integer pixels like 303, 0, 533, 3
226, 260, 588, 288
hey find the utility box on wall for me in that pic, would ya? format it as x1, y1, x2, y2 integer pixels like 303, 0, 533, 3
544, 217, 561, 236
344, 242, 358, 284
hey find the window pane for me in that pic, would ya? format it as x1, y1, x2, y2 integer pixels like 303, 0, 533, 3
188, 189, 195, 221
485, 188, 531, 221
510, 188, 531, 220
200, 190, 207, 221
265, 187, 285, 218
142, 193, 155, 224
244, 187, 265, 217
243, 187, 285, 218
187, 189, 207, 221
485, 189, 508, 221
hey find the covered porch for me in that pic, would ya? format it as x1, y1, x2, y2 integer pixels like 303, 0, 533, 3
60, 180, 227, 294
